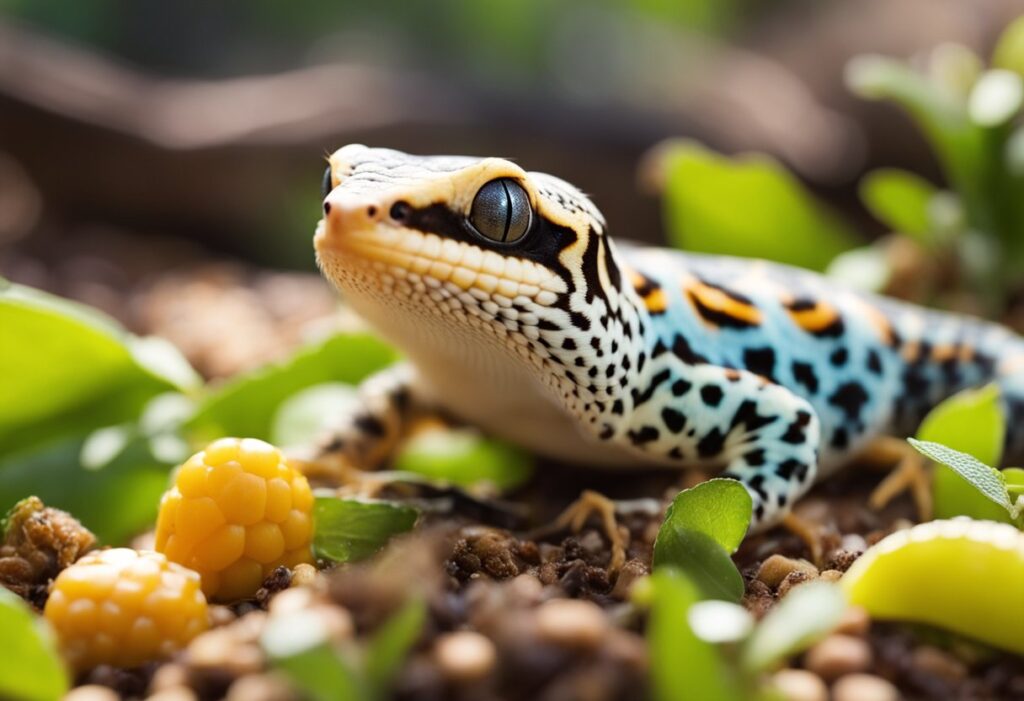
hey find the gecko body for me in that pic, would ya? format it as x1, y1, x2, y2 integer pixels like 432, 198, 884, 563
314, 145, 1024, 527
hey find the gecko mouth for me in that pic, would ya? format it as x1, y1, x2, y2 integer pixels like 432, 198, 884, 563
315, 218, 564, 304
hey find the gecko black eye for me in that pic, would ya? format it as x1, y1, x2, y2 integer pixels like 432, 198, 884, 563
468, 179, 532, 244
321, 165, 334, 200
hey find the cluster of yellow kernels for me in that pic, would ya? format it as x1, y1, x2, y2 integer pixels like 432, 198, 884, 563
44, 548, 208, 671
155, 437, 314, 601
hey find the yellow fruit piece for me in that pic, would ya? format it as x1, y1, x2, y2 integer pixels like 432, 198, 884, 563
44, 549, 208, 671
842, 519, 1024, 655
155, 437, 315, 601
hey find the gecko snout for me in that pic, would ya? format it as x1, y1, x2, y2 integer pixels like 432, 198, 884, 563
322, 191, 385, 234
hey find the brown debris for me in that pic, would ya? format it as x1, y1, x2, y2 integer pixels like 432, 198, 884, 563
0, 496, 95, 605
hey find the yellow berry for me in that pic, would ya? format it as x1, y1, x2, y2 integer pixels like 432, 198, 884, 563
44, 549, 208, 671
155, 437, 315, 601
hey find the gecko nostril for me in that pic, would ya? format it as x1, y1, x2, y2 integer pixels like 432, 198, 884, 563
367, 205, 378, 218
323, 202, 332, 215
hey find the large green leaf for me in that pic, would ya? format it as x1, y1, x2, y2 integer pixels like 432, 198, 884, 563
190, 333, 399, 442
647, 569, 742, 701
0, 588, 68, 701
0, 281, 195, 457
0, 430, 173, 544
661, 142, 858, 271
394, 427, 532, 490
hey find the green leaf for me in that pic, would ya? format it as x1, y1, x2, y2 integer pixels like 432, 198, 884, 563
0, 283, 192, 458
825, 244, 891, 293
0, 431, 173, 544
741, 581, 846, 673
647, 569, 743, 701
313, 496, 418, 563
652, 528, 745, 602
859, 168, 937, 239
655, 479, 752, 553
271, 383, 361, 449
0, 587, 69, 701
660, 142, 858, 271
909, 438, 1016, 519
918, 384, 1005, 467
394, 428, 532, 490
993, 15, 1024, 78
190, 333, 398, 443
262, 608, 367, 701
917, 385, 1010, 521
968, 70, 1024, 127
364, 597, 427, 694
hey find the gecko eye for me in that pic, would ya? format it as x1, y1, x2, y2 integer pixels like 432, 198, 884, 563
321, 165, 334, 200
469, 179, 532, 244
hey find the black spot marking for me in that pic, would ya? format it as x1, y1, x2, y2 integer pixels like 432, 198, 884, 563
830, 348, 849, 367
743, 448, 766, 466
829, 382, 869, 424
561, 338, 577, 351
671, 379, 692, 397
776, 459, 809, 482
611, 399, 624, 415
697, 428, 726, 458
632, 369, 672, 407
730, 400, 777, 432
743, 347, 776, 381
628, 426, 661, 446
700, 385, 723, 407
866, 349, 883, 375
831, 427, 849, 450
661, 408, 687, 433
672, 336, 709, 365
792, 361, 819, 394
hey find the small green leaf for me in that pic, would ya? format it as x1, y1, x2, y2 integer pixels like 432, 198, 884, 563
653, 528, 745, 602
271, 383, 361, 449
825, 244, 891, 293
647, 569, 743, 701
968, 69, 1024, 127
0, 587, 69, 701
859, 168, 937, 239
191, 333, 399, 442
741, 581, 846, 673
656, 479, 752, 553
394, 428, 532, 490
660, 142, 858, 271
313, 496, 418, 563
909, 438, 1016, 519
917, 385, 1009, 521
364, 597, 427, 695
993, 15, 1024, 78
262, 608, 367, 701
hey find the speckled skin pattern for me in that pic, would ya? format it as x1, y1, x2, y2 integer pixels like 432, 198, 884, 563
314, 145, 1024, 529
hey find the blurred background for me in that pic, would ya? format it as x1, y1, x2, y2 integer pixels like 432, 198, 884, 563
2, 0, 1023, 380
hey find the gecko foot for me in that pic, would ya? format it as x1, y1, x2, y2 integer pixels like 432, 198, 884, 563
553, 490, 628, 573
863, 437, 933, 522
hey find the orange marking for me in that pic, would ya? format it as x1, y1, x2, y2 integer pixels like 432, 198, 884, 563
683, 279, 762, 328
643, 288, 668, 314
629, 269, 668, 314
901, 341, 921, 363
855, 302, 898, 347
784, 299, 841, 335
930, 344, 958, 363
958, 345, 975, 363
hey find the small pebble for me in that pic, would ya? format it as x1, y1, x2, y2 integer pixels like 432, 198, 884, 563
145, 688, 197, 701
910, 645, 968, 681
149, 664, 190, 693
225, 673, 298, 701
834, 606, 870, 637
832, 673, 900, 701
434, 631, 497, 682
770, 669, 828, 701
290, 563, 319, 588
818, 569, 843, 583
186, 630, 264, 675
309, 603, 354, 642
268, 586, 316, 616
535, 599, 608, 649
777, 570, 816, 597
756, 555, 818, 589
804, 634, 873, 681
208, 605, 236, 627
610, 559, 648, 600
63, 686, 120, 701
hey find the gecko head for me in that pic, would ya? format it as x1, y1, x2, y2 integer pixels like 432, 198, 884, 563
315, 145, 633, 376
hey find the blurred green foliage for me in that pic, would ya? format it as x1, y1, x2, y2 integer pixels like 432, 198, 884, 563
0, 588, 67, 701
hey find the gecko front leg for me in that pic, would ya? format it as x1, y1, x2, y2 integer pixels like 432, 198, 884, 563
312, 363, 423, 474
613, 363, 821, 530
